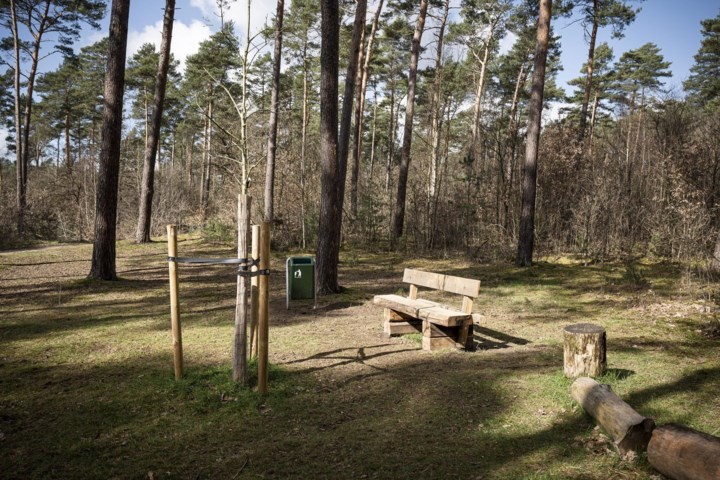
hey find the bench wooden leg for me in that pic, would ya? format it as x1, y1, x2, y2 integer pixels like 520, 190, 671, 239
457, 324, 474, 350
383, 308, 421, 337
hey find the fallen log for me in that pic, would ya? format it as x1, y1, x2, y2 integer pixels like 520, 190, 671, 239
647, 423, 720, 480
571, 377, 655, 454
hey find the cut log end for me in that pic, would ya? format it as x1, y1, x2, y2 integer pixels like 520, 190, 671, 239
648, 423, 720, 480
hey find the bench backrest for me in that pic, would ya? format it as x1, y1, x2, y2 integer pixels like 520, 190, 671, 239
402, 269, 480, 314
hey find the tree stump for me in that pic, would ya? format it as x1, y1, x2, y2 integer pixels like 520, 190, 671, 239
648, 424, 720, 480
564, 323, 606, 378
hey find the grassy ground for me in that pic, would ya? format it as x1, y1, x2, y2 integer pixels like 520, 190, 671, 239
1, 237, 718, 479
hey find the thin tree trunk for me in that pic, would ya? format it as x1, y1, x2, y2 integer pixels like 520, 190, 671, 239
503, 60, 528, 231
239, 0, 251, 195
65, 114, 72, 171
385, 79, 396, 195
392, 0, 429, 242
337, 0, 367, 212
589, 93, 599, 153
515, 0, 552, 267
88, 0, 131, 281
10, 1, 23, 232
316, 0, 341, 294
470, 38, 492, 162
579, 0, 598, 138
264, 0, 284, 222
713, 231, 720, 271
201, 98, 213, 221
300, 37, 309, 250
428, 0, 449, 202
350, 0, 384, 219
369, 86, 378, 181
136, 0, 175, 243
16, 0, 52, 235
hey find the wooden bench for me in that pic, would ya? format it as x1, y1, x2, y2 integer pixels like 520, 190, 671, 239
373, 269, 480, 351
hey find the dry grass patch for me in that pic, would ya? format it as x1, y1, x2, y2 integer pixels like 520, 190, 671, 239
1, 240, 719, 479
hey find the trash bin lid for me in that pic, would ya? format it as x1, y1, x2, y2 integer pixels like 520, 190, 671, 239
289, 256, 314, 265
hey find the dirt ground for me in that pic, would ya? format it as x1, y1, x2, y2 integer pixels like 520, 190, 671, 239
1, 239, 719, 479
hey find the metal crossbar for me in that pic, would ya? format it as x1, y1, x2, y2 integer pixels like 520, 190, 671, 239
167, 256, 257, 266
166, 256, 269, 277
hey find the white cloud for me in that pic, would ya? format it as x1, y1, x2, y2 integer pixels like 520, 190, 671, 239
189, 0, 276, 39
127, 19, 212, 72
499, 31, 518, 56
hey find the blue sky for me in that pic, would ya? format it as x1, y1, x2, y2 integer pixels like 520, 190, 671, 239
113, 0, 720, 95
2, 0, 719, 159
17, 0, 720, 94
554, 0, 720, 95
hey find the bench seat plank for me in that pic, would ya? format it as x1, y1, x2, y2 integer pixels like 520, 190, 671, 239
373, 294, 437, 317
373, 294, 472, 327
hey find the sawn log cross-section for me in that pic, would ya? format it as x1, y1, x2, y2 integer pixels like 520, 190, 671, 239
373, 269, 480, 351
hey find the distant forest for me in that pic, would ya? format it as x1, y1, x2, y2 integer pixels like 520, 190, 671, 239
2, 0, 720, 274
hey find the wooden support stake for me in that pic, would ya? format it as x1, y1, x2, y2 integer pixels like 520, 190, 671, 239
232, 195, 251, 383
249, 225, 260, 359
166, 224, 183, 380
648, 423, 720, 480
257, 221, 271, 396
571, 376, 655, 454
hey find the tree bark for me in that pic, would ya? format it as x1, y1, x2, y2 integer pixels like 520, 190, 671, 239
88, 0, 130, 281
350, 0, 384, 219
300, 36, 309, 249
392, 0, 429, 242
712, 231, 720, 271
563, 323, 606, 377
470, 38, 491, 165
200, 98, 213, 222
428, 0, 449, 202
571, 377, 655, 454
10, 0, 24, 234
316, 0, 341, 294
264, 0, 284, 222
648, 424, 720, 480
516, 0, 552, 267
578, 0, 598, 138
17, 0, 52, 236
135, 0, 175, 243
337, 0, 367, 211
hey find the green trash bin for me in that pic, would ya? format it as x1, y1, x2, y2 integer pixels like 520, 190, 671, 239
286, 256, 315, 308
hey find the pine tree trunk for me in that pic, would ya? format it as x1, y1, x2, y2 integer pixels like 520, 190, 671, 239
264, 0, 284, 222
88, 0, 130, 281
136, 0, 175, 243
316, 0, 341, 294
428, 0, 449, 203
201, 99, 213, 222
350, 0, 384, 219
392, 0, 428, 242
578, 0, 598, 138
65, 114, 72, 171
515, 0, 552, 267
300, 37, 309, 250
337, 0, 367, 210
470, 39, 491, 163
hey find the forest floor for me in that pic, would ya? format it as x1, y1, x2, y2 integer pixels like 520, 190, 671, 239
1, 236, 719, 479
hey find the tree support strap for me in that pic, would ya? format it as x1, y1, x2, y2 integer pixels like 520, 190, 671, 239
167, 256, 258, 267
166, 256, 269, 277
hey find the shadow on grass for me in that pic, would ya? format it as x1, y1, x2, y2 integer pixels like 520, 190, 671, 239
0, 345, 575, 479
473, 325, 531, 350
